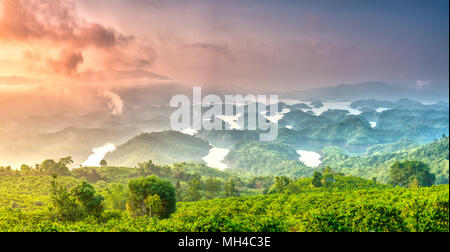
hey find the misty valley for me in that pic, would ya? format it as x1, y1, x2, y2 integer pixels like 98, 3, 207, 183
0, 84, 449, 232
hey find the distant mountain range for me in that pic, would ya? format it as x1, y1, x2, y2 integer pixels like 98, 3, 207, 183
281, 82, 449, 102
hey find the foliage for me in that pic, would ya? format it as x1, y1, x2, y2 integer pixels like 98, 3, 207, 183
226, 141, 314, 177
389, 160, 436, 187
126, 176, 176, 219
104, 131, 212, 167
321, 135, 449, 183
49, 175, 104, 221
1, 185, 447, 232
224, 178, 240, 198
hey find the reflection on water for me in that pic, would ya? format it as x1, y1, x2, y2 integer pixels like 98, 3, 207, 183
370, 121, 377, 128
202, 147, 230, 171
296, 150, 322, 167
376, 107, 391, 113
82, 143, 116, 167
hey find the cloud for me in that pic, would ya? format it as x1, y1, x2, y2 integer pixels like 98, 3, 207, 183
416, 80, 432, 88
0, 0, 130, 47
100, 90, 124, 115
47, 49, 84, 76
0, 0, 155, 76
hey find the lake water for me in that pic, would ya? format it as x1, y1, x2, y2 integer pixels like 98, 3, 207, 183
202, 146, 230, 171
82, 143, 116, 167
181, 128, 198, 136
296, 150, 322, 167
263, 108, 291, 123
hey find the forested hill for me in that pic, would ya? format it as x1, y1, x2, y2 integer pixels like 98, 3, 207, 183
321, 135, 449, 184
104, 131, 211, 167
225, 141, 315, 177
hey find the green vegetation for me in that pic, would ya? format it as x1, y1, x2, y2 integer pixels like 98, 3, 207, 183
0, 173, 447, 232
225, 141, 315, 177
104, 131, 212, 167
389, 161, 435, 187
321, 135, 449, 183
126, 176, 176, 218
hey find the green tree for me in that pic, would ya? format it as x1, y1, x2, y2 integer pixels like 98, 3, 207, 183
187, 178, 202, 201
312, 171, 323, 187
41, 157, 72, 176
126, 176, 176, 218
49, 174, 81, 221
100, 159, 107, 168
71, 181, 105, 218
20, 164, 32, 172
388, 160, 436, 187
224, 178, 240, 198
204, 178, 221, 199
268, 176, 291, 194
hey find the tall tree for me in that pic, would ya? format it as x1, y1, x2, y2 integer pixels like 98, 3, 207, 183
312, 171, 323, 187
224, 178, 240, 198
187, 178, 202, 201
388, 160, 436, 187
204, 178, 221, 199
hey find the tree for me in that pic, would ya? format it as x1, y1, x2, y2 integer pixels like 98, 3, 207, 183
41, 157, 72, 176
20, 164, 32, 172
100, 159, 107, 168
187, 178, 202, 201
127, 176, 176, 218
204, 178, 221, 199
49, 175, 104, 221
224, 178, 240, 198
268, 176, 291, 194
312, 171, 323, 187
388, 160, 436, 187
49, 174, 80, 221
71, 181, 105, 218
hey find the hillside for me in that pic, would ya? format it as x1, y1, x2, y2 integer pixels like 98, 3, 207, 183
104, 131, 212, 167
225, 141, 315, 177
321, 136, 449, 183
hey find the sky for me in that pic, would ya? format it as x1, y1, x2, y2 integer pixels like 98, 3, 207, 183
0, 0, 448, 116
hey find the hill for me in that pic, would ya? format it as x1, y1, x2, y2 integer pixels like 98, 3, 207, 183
321, 135, 449, 183
225, 141, 315, 177
104, 131, 212, 167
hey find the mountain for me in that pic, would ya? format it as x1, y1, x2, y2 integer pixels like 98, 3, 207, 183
104, 131, 212, 167
282, 82, 449, 102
